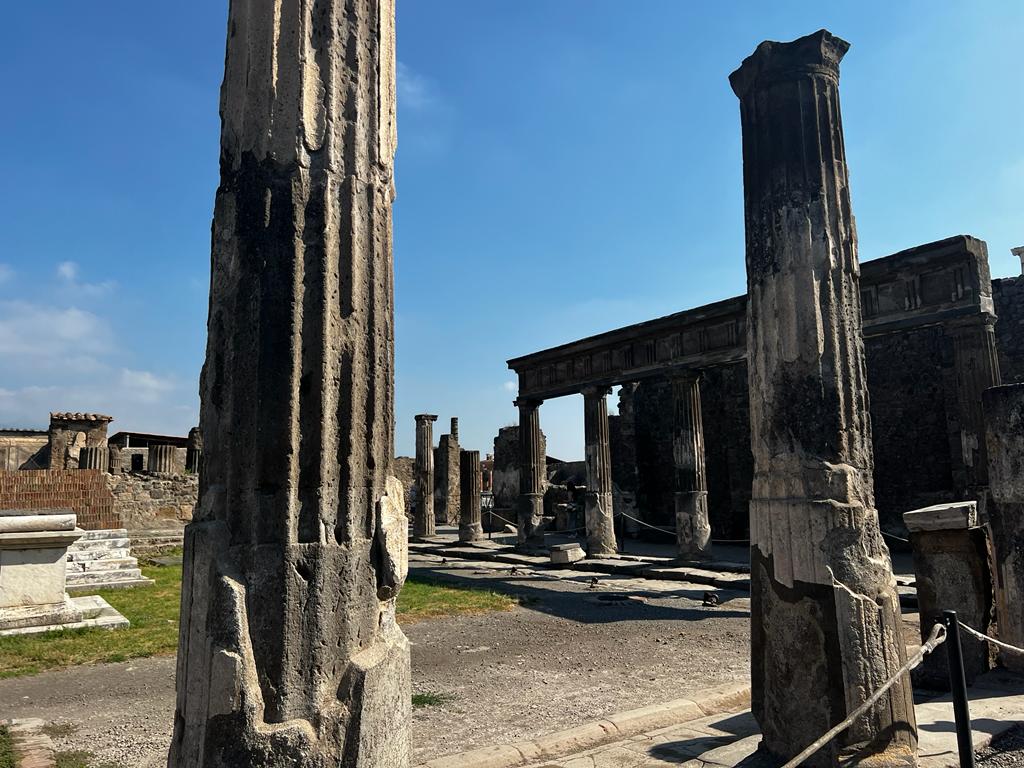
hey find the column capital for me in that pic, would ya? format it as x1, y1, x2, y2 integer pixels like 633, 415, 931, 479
665, 366, 702, 384
414, 413, 438, 423
514, 397, 543, 409
730, 29, 849, 100
580, 385, 612, 399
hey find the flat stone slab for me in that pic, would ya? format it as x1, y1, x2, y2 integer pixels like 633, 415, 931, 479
904, 501, 978, 532
0, 594, 129, 637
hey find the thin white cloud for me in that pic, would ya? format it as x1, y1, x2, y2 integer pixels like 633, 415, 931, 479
398, 62, 438, 111
0, 301, 113, 360
502, 380, 517, 393
55, 260, 116, 297
118, 368, 176, 404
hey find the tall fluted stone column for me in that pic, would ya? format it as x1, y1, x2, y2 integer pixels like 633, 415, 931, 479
168, 1, 410, 766
582, 387, 617, 556
414, 415, 438, 540
148, 444, 175, 474
731, 31, 916, 766
950, 318, 1001, 508
983, 383, 1024, 671
516, 398, 546, 548
669, 371, 711, 560
185, 427, 203, 475
78, 446, 106, 472
458, 450, 483, 543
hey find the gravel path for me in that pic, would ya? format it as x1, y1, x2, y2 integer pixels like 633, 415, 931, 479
979, 725, 1024, 767
0, 554, 753, 766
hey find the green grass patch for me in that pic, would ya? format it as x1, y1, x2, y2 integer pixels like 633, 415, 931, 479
412, 691, 456, 708
0, 561, 516, 679
397, 578, 517, 624
0, 726, 15, 768
0, 564, 182, 679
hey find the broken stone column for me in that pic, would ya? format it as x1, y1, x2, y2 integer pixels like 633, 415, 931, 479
903, 502, 992, 687
107, 445, 122, 475
516, 398, 546, 548
731, 30, 917, 765
414, 414, 438, 540
78, 446, 106, 472
148, 444, 175, 474
458, 450, 483, 543
1013, 246, 1024, 275
582, 387, 617, 557
669, 371, 712, 561
983, 383, 1024, 671
168, 0, 410, 765
433, 418, 460, 526
185, 427, 203, 475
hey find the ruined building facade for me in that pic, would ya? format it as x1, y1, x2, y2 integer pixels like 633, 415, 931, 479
509, 235, 1024, 538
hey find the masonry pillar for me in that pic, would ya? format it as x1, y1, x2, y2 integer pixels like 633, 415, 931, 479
669, 371, 712, 560
168, 0, 410, 765
903, 502, 992, 687
516, 398, 546, 548
983, 383, 1024, 671
1012, 246, 1024, 275
414, 415, 438, 540
107, 445, 122, 475
731, 30, 917, 765
582, 387, 617, 556
185, 427, 203, 475
950, 318, 1001, 509
148, 444, 175, 474
78, 446, 106, 472
459, 450, 483, 543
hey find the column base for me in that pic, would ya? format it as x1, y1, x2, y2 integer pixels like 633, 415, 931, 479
516, 493, 545, 547
585, 491, 617, 557
458, 523, 484, 544
675, 491, 711, 560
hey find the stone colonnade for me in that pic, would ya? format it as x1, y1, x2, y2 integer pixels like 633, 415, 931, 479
732, 30, 916, 765
513, 374, 713, 560
414, 414, 438, 540
168, 0, 410, 765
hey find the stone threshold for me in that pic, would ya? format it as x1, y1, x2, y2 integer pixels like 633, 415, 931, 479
1, 718, 56, 768
0, 595, 128, 638
415, 682, 750, 768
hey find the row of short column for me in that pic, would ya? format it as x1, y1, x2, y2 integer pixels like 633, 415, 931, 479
515, 373, 713, 560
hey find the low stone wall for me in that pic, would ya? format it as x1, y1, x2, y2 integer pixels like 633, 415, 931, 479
0, 469, 120, 530
106, 472, 197, 532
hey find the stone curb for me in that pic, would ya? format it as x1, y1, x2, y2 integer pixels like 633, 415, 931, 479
415, 682, 750, 768
2, 718, 56, 768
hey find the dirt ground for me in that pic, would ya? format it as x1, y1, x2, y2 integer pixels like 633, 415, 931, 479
0, 554, 754, 766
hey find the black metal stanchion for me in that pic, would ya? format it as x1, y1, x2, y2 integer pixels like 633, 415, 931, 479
943, 610, 976, 768
618, 513, 625, 555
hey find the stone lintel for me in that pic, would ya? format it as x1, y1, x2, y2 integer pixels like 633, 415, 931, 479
903, 501, 978, 533
0, 515, 76, 534
0, 508, 74, 517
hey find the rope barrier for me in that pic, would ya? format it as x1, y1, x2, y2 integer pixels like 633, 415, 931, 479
882, 531, 911, 544
616, 510, 676, 538
957, 621, 1024, 655
486, 511, 519, 528
780, 623, 948, 768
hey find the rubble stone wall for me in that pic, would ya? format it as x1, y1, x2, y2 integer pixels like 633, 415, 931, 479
0, 469, 120, 529
995, 276, 1024, 384
105, 472, 198, 532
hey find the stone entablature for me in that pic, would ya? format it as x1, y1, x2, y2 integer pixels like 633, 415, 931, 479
508, 235, 994, 401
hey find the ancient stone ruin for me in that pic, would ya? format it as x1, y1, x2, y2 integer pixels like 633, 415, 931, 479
413, 414, 438, 540
731, 30, 915, 764
168, 0, 410, 765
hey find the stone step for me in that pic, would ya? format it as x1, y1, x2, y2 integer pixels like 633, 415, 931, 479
77, 528, 128, 540
70, 537, 131, 551
67, 557, 140, 573
67, 548, 133, 562
66, 576, 154, 592
65, 568, 145, 585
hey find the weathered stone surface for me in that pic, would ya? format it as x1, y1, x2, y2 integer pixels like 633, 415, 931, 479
78, 446, 107, 472
434, 418, 460, 526
904, 503, 992, 687
414, 415, 438, 540
48, 413, 112, 470
550, 542, 585, 564
108, 445, 122, 475
670, 371, 711, 560
490, 426, 545, 534
168, 0, 409, 765
458, 450, 483, 543
148, 444, 176, 475
732, 30, 916, 765
0, 514, 75, 533
517, 399, 546, 548
983, 383, 1024, 671
186, 427, 203, 475
106, 472, 197, 532
582, 387, 617, 557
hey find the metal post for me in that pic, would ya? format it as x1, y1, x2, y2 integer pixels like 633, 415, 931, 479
943, 610, 976, 768
618, 512, 626, 555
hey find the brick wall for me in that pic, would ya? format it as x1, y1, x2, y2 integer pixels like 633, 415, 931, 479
0, 469, 120, 530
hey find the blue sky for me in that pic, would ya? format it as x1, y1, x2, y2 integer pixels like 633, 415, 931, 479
0, 2, 1020, 460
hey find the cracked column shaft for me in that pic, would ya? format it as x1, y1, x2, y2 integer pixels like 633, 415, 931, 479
414, 414, 438, 540
670, 371, 711, 561
459, 450, 483, 543
731, 29, 917, 766
516, 398, 545, 548
582, 386, 617, 556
